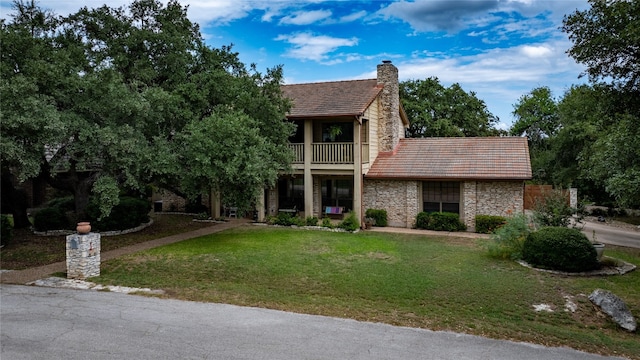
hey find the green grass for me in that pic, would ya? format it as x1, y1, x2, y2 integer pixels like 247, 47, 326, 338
93, 226, 640, 359
0, 214, 216, 269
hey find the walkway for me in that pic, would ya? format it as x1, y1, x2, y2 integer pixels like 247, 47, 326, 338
0, 218, 250, 285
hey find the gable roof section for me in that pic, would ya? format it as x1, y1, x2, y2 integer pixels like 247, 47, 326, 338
282, 79, 382, 118
366, 137, 532, 180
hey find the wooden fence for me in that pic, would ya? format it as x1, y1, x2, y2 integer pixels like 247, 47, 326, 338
524, 185, 575, 210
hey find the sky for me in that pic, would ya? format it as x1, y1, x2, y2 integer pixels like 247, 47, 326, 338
1, 0, 591, 130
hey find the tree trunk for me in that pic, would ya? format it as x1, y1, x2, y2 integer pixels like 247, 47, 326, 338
73, 178, 94, 221
0, 171, 32, 229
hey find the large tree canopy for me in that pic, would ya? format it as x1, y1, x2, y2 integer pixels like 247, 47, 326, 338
562, 0, 640, 91
1, 0, 293, 223
400, 77, 503, 138
557, 0, 640, 207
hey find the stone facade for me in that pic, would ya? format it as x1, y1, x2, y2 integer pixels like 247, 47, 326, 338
364, 179, 524, 231
376, 61, 401, 152
472, 181, 525, 218
66, 232, 100, 280
363, 179, 419, 228
152, 188, 187, 212
462, 181, 478, 231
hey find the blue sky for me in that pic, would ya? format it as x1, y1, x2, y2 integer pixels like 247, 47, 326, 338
3, 0, 591, 129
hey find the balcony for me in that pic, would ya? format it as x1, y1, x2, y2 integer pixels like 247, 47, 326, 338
290, 143, 369, 164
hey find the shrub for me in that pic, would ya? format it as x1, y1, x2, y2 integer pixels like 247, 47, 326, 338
522, 227, 598, 272
86, 197, 151, 231
415, 212, 466, 231
365, 209, 388, 227
185, 202, 208, 214
338, 211, 360, 231
1, 214, 13, 246
33, 207, 69, 231
305, 216, 319, 226
532, 189, 576, 228
475, 215, 507, 234
486, 214, 531, 260
46, 196, 75, 212
321, 217, 334, 228
270, 213, 304, 226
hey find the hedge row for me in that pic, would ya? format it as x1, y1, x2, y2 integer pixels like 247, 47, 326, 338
416, 212, 466, 231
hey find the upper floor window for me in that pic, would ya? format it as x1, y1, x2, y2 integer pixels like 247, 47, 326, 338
322, 122, 353, 142
289, 121, 304, 143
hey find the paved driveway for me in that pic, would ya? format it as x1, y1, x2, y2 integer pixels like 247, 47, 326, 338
580, 220, 640, 249
1, 285, 622, 360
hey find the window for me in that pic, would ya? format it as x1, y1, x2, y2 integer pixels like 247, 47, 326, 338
289, 120, 304, 143
321, 179, 353, 211
278, 177, 304, 210
423, 181, 460, 214
322, 122, 353, 142
361, 119, 369, 143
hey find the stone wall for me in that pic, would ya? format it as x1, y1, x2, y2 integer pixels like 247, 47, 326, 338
363, 179, 419, 228
376, 61, 401, 153
66, 232, 100, 280
474, 181, 525, 218
363, 179, 524, 231
152, 188, 187, 212
462, 181, 477, 231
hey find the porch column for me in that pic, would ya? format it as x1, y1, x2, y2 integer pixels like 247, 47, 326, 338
256, 187, 265, 222
210, 189, 221, 219
353, 119, 363, 224
304, 119, 313, 217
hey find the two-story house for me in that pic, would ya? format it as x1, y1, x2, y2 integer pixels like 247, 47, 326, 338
261, 60, 532, 231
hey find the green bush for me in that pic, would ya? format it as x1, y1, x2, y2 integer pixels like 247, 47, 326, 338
269, 213, 304, 226
305, 216, 319, 226
338, 211, 360, 231
522, 227, 598, 272
33, 207, 70, 231
415, 212, 466, 231
486, 214, 531, 260
46, 196, 75, 212
185, 202, 208, 214
365, 209, 388, 227
321, 217, 334, 228
86, 197, 151, 231
475, 215, 506, 234
533, 189, 576, 228
1, 214, 13, 246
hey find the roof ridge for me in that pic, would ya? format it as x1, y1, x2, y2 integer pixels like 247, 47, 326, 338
283, 78, 377, 87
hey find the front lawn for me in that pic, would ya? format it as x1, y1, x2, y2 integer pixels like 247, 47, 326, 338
1, 214, 216, 269
93, 226, 639, 359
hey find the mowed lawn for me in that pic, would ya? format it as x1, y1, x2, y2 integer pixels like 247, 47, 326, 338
93, 226, 640, 359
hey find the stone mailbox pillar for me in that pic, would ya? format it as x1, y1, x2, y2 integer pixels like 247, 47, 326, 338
66, 223, 100, 279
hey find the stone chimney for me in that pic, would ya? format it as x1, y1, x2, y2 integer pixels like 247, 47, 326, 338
377, 60, 401, 152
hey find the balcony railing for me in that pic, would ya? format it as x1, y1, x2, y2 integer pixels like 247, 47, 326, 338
290, 143, 369, 164
290, 143, 304, 163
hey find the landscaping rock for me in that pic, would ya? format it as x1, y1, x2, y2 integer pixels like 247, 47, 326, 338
588, 289, 637, 332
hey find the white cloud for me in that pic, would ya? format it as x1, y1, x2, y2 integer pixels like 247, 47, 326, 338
279, 9, 332, 25
339, 10, 367, 23
375, 39, 586, 125
521, 45, 552, 58
275, 32, 358, 63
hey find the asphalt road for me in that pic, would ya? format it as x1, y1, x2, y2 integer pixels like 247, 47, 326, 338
1, 285, 623, 360
581, 220, 640, 249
